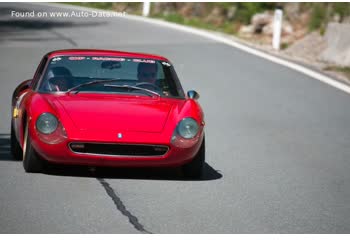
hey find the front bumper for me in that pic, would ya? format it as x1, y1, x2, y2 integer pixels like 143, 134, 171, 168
30, 132, 203, 168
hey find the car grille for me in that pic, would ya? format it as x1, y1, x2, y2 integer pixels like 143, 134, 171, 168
69, 142, 169, 157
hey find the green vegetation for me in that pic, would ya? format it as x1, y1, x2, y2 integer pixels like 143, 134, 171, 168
308, 2, 350, 33
332, 2, 350, 22
156, 13, 184, 25
281, 43, 289, 50
234, 2, 276, 24
205, 2, 276, 24
309, 3, 327, 31
324, 66, 350, 79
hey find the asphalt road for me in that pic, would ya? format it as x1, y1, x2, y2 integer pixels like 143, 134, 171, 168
0, 3, 350, 234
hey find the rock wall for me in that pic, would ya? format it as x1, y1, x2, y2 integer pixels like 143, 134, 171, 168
320, 23, 350, 67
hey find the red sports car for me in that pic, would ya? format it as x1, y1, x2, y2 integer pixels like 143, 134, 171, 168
11, 49, 205, 178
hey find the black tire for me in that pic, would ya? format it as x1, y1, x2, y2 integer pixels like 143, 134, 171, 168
23, 124, 44, 173
182, 137, 205, 179
10, 121, 22, 161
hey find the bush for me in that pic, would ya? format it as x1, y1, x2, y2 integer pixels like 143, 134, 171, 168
234, 3, 276, 24
332, 2, 350, 22
309, 3, 327, 31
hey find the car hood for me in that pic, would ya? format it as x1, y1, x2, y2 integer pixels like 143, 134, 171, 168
51, 94, 175, 133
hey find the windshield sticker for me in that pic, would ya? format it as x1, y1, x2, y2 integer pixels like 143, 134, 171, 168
52, 57, 62, 62
69, 56, 86, 61
91, 57, 125, 61
162, 62, 171, 67
132, 59, 155, 64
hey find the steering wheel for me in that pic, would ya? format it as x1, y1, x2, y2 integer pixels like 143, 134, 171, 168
135, 82, 161, 91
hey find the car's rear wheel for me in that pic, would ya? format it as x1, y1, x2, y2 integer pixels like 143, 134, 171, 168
23, 123, 44, 173
10, 121, 22, 161
182, 137, 205, 179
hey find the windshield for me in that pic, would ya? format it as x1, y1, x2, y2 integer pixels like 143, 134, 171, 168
38, 56, 185, 98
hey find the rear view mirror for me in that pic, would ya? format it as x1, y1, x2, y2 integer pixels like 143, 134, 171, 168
187, 90, 200, 100
101, 61, 121, 70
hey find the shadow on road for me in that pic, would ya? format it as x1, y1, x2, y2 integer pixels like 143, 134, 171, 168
0, 134, 222, 181
0, 134, 13, 161
44, 162, 222, 181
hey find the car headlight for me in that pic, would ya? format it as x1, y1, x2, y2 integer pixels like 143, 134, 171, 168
36, 113, 58, 134
177, 117, 199, 139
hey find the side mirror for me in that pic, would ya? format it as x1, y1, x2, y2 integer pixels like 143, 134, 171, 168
187, 90, 200, 100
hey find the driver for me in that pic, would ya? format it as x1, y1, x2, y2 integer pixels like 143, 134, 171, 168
137, 62, 158, 85
46, 66, 72, 92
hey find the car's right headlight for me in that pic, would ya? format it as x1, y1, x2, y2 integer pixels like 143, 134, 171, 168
35, 112, 67, 144
36, 113, 58, 134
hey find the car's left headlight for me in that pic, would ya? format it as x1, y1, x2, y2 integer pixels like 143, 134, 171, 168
177, 117, 199, 139
171, 117, 201, 148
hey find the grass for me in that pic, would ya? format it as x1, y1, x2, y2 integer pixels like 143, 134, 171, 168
324, 66, 350, 80
281, 43, 290, 50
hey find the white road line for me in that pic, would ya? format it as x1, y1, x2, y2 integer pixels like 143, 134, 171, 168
32, 2, 350, 95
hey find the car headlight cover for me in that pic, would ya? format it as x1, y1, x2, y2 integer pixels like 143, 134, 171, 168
177, 117, 199, 139
36, 113, 58, 134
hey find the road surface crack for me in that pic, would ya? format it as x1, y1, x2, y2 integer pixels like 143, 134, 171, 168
97, 178, 152, 234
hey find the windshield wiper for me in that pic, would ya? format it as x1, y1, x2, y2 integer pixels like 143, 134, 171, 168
103, 84, 160, 97
66, 79, 120, 94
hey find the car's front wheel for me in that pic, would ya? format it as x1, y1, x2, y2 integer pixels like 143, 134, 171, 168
182, 137, 205, 179
23, 123, 44, 173
10, 121, 22, 161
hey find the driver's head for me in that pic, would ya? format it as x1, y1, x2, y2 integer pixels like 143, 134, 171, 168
50, 77, 69, 91
47, 67, 72, 91
47, 66, 72, 79
137, 63, 158, 84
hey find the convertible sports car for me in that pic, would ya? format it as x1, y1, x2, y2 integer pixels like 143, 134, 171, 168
11, 49, 205, 178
